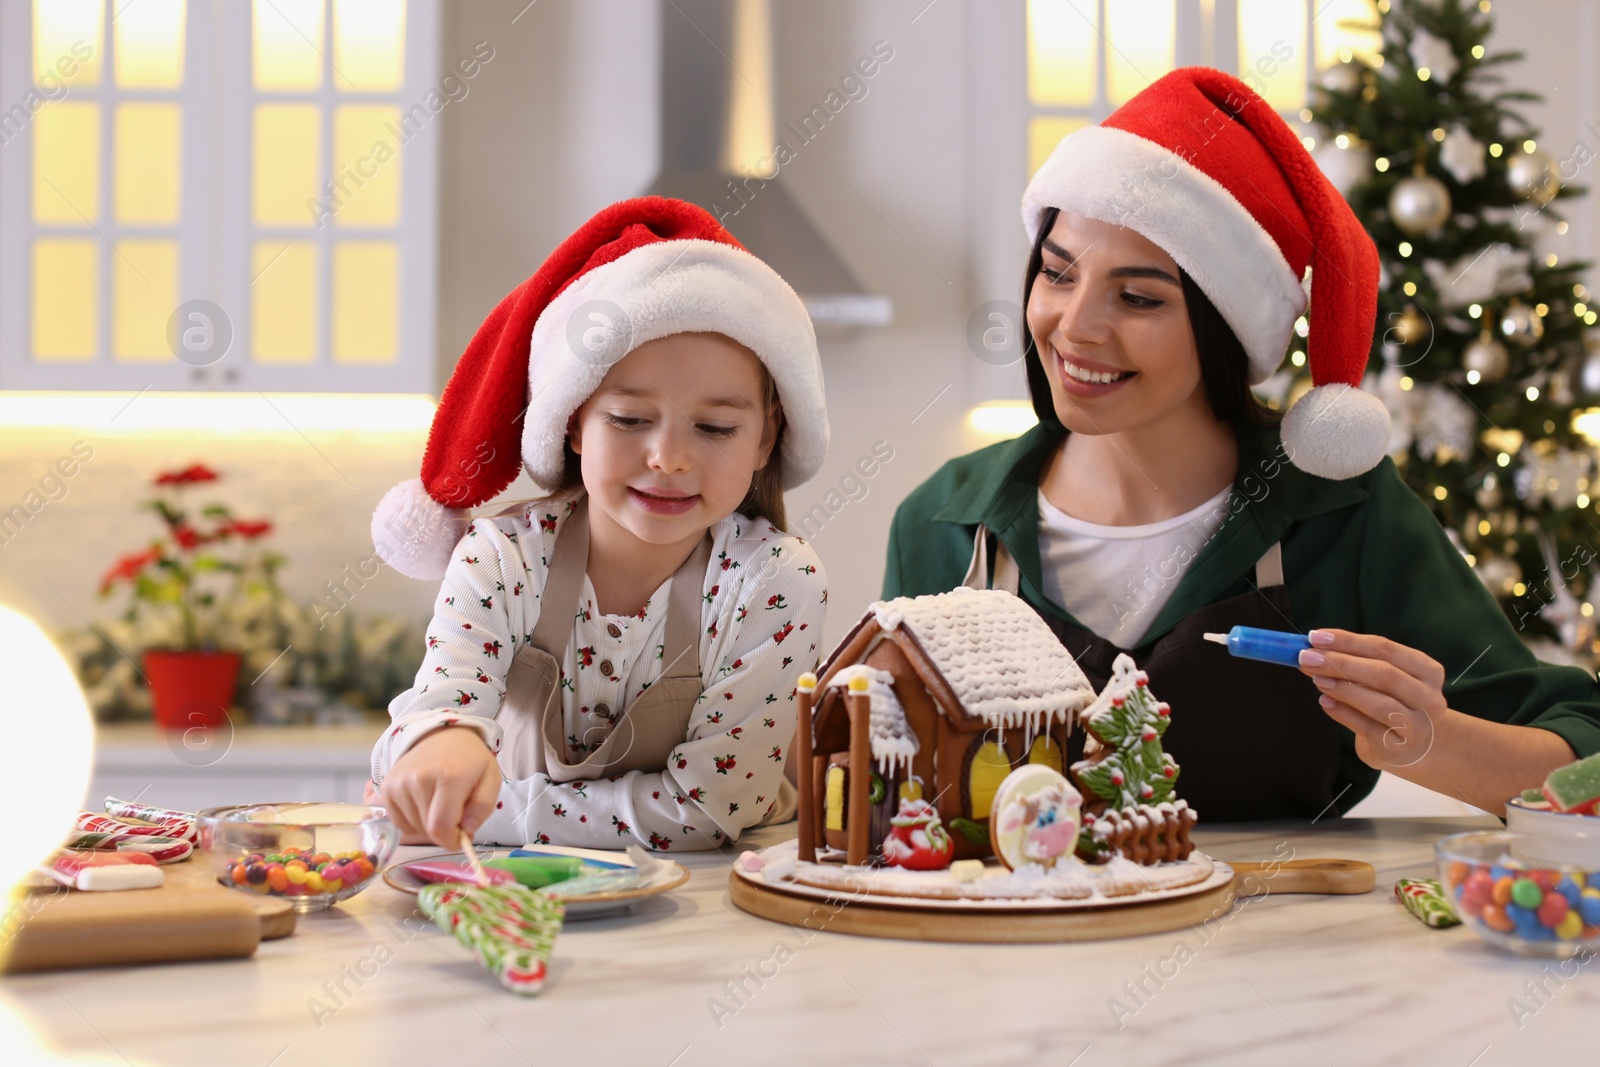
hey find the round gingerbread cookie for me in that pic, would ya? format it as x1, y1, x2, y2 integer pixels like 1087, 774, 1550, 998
989, 764, 1083, 870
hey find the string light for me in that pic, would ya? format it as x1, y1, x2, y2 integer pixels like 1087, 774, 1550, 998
1527, 386, 1541, 401
1399, 241, 1413, 257
1468, 304, 1482, 318
1489, 143, 1503, 157
1466, 370, 1482, 385
1404, 281, 1417, 296
1434, 486, 1448, 501
1514, 582, 1528, 597
1401, 376, 1415, 390
1472, 45, 1485, 58
1498, 453, 1511, 467
1418, 67, 1432, 81
1375, 157, 1391, 172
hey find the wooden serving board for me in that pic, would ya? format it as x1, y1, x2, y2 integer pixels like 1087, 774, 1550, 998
728, 869, 1237, 944
1, 859, 296, 973
1229, 858, 1375, 895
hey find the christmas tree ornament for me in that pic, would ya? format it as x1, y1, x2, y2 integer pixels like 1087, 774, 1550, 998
1312, 135, 1374, 197
1462, 331, 1509, 382
1539, 534, 1596, 652
1474, 554, 1521, 597
1498, 300, 1545, 347
1439, 124, 1487, 184
1422, 244, 1532, 308
1549, 369, 1575, 407
1390, 171, 1452, 236
1414, 384, 1476, 463
1391, 303, 1431, 346
1582, 349, 1600, 397
1318, 58, 1366, 95
1475, 473, 1502, 510
1408, 29, 1460, 83
1507, 145, 1560, 205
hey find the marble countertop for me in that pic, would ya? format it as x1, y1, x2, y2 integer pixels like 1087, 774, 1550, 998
5, 816, 1595, 1066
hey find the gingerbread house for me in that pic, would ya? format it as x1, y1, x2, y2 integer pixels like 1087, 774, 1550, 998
795, 588, 1096, 863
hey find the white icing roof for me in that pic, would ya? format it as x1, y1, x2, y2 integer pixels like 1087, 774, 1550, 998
827, 664, 918, 775
868, 587, 1094, 730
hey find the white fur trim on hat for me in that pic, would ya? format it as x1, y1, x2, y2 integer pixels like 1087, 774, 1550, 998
1021, 125, 1306, 386
1281, 384, 1391, 480
521, 239, 827, 490
371, 479, 472, 581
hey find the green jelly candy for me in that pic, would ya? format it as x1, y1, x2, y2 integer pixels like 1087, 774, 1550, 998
484, 856, 584, 888
1521, 788, 1546, 803
1511, 877, 1544, 909
1544, 753, 1600, 812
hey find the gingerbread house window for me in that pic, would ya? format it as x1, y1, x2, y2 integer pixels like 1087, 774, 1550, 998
1027, 734, 1064, 773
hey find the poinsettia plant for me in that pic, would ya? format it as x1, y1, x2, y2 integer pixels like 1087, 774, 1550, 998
98, 463, 286, 650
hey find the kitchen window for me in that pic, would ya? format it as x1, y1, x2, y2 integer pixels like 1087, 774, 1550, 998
0, 0, 440, 393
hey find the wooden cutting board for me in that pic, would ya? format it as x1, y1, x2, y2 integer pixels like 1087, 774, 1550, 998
1228, 858, 1375, 895
1, 858, 296, 973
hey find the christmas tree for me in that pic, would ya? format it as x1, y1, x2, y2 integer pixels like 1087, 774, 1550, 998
1303, 0, 1597, 662
1071, 654, 1179, 810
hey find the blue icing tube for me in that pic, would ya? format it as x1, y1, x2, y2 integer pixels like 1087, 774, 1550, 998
1202, 626, 1312, 667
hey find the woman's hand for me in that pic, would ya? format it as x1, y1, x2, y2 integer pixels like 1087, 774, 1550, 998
1296, 628, 1447, 770
381, 726, 503, 847
1296, 627, 1576, 814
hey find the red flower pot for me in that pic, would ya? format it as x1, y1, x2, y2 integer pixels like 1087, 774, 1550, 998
143, 649, 241, 730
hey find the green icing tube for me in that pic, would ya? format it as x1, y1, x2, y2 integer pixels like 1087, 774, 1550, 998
484, 855, 585, 888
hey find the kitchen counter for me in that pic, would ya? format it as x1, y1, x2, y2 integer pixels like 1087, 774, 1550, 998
89, 723, 381, 811
5, 816, 1594, 1066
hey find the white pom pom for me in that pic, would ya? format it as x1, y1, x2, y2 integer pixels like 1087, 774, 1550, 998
1281, 383, 1391, 480
371, 479, 469, 581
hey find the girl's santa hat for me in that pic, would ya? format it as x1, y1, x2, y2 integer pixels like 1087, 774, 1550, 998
372, 196, 827, 580
1022, 67, 1387, 480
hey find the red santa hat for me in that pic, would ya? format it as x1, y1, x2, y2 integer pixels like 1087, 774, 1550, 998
1022, 67, 1387, 480
372, 196, 827, 580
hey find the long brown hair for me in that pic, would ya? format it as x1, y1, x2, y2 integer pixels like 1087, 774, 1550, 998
1021, 206, 1280, 429
483, 365, 789, 529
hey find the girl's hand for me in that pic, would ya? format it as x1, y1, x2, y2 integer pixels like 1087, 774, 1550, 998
1296, 628, 1450, 770
381, 726, 503, 847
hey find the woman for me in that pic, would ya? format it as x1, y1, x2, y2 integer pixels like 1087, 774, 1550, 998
885, 68, 1598, 819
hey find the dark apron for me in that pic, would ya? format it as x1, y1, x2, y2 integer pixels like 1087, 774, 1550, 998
964, 527, 1342, 821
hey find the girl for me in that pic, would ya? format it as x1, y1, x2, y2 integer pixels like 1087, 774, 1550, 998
886, 68, 1600, 819
368, 198, 829, 850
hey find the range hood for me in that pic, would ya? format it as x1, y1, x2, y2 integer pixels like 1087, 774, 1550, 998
646, 0, 892, 330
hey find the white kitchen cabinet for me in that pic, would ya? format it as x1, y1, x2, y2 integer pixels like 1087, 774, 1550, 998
86, 722, 378, 814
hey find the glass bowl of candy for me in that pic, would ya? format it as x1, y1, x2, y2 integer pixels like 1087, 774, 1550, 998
1437, 830, 1600, 958
197, 802, 399, 912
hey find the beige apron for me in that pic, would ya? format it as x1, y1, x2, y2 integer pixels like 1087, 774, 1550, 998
497, 497, 710, 782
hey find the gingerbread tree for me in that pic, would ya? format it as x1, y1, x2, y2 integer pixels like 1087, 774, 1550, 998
1070, 654, 1178, 810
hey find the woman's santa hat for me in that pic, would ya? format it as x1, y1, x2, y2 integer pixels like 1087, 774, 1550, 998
1022, 67, 1388, 480
372, 196, 827, 580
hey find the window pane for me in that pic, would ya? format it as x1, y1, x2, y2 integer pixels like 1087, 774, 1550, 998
254, 0, 326, 91
116, 0, 187, 89
34, 0, 102, 88
1027, 735, 1064, 773
1314, 0, 1382, 69
113, 240, 179, 362
1106, 0, 1174, 105
1027, 0, 1096, 107
1238, 0, 1307, 111
115, 104, 181, 224
254, 105, 321, 226
332, 242, 397, 363
33, 102, 99, 223
252, 241, 318, 363
968, 740, 1012, 820
32, 239, 98, 361
1029, 116, 1086, 176
333, 0, 406, 91
333, 105, 401, 226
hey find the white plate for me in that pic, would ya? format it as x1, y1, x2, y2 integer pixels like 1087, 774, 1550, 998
382, 847, 689, 920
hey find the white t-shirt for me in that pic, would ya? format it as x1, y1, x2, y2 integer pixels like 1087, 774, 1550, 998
1037, 484, 1233, 649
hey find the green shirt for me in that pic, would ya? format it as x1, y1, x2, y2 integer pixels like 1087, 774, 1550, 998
884, 419, 1600, 813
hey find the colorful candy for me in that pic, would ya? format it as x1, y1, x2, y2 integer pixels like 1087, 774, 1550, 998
418, 883, 565, 995
102, 798, 200, 842
405, 861, 516, 887
223, 847, 377, 900
1444, 855, 1600, 946
43, 850, 165, 891
1395, 878, 1462, 928
1541, 753, 1600, 814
